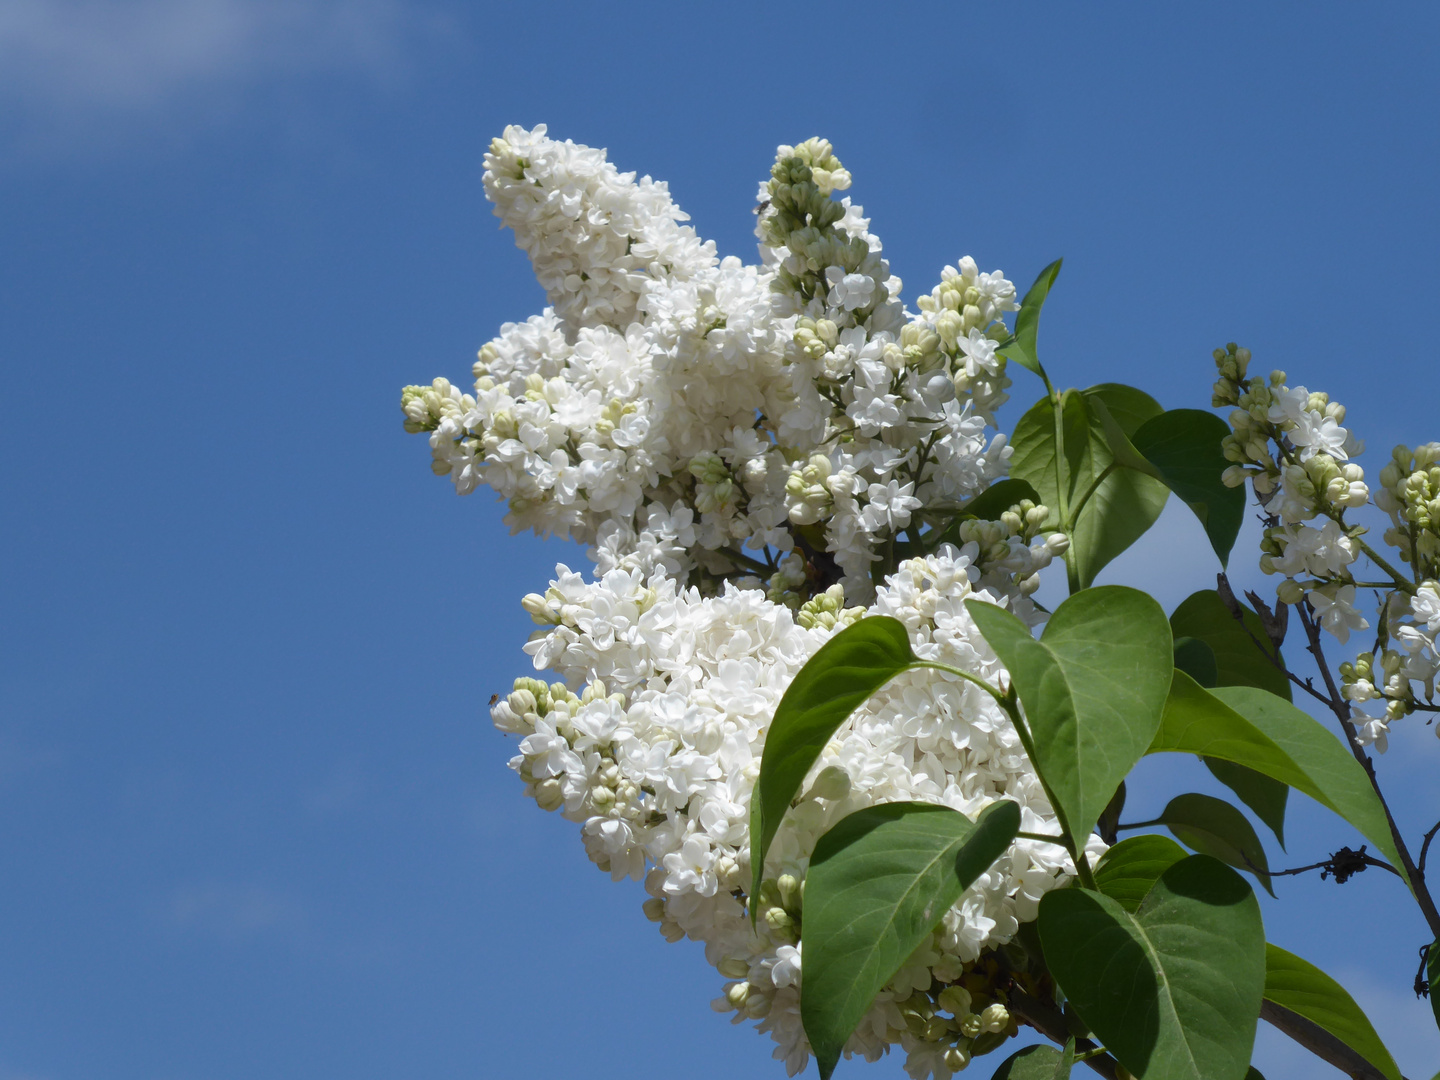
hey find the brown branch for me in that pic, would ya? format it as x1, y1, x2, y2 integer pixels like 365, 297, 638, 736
1262, 1000, 1413, 1080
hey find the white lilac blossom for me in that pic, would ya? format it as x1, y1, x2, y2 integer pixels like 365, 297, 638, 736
1213, 344, 1440, 749
496, 550, 1096, 1078
405, 128, 1072, 1077
403, 127, 1019, 604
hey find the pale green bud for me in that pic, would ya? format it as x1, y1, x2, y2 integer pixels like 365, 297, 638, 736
725, 982, 751, 1009
938, 986, 973, 1016
718, 957, 750, 979
777, 874, 803, 914
1276, 579, 1305, 605
534, 778, 563, 811
979, 1003, 1010, 1033
943, 1046, 971, 1071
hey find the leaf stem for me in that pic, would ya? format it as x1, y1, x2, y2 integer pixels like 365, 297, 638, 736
993, 684, 1098, 890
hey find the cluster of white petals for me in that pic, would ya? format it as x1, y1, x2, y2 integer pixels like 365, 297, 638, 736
1214, 345, 1440, 750
496, 551, 1095, 1078
403, 127, 1020, 603
402, 128, 1083, 1077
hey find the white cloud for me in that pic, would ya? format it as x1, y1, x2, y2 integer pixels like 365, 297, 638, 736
0, 0, 421, 126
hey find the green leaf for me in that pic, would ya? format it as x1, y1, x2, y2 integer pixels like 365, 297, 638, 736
1150, 674, 1408, 887
1010, 385, 1169, 591
1094, 834, 1188, 913
1132, 409, 1247, 567
1246, 1070, 1266, 1079
802, 800, 1021, 1080
1157, 793, 1274, 895
1263, 944, 1401, 1080
989, 1040, 1074, 1079
966, 587, 1172, 849
750, 616, 916, 913
1038, 855, 1265, 1080
1170, 590, 1291, 702
1173, 636, 1218, 688
1203, 757, 1288, 850
998, 259, 1062, 381
1428, 939, 1440, 1035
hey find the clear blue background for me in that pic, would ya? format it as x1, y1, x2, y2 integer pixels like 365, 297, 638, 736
2, 3, 1438, 1077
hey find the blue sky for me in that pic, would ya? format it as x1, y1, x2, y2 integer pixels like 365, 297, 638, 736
2, 3, 1438, 1078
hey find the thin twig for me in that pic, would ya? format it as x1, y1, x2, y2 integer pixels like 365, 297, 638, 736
1419, 821, 1440, 880
1293, 600, 1440, 937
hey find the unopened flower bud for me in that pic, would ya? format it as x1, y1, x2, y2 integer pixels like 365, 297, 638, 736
642, 898, 666, 922
718, 957, 749, 979
979, 1003, 1009, 1032
938, 986, 972, 1016
943, 1046, 971, 1071
725, 982, 751, 1009
1276, 579, 1305, 605
534, 778, 564, 811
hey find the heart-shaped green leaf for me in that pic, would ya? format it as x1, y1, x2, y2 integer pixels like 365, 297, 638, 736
1132, 409, 1247, 567
1263, 944, 1401, 1080
989, 1040, 1074, 1079
1094, 834, 1188, 913
750, 616, 917, 914
1010, 385, 1170, 591
1038, 855, 1265, 1080
1158, 793, 1273, 895
966, 586, 1172, 849
1150, 673, 1407, 888
998, 259, 1062, 381
802, 800, 1021, 1079
1170, 590, 1291, 701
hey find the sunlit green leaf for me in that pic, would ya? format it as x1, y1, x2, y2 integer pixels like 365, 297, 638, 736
1158, 793, 1273, 895
1150, 673, 1407, 887
966, 587, 1171, 850
750, 616, 916, 913
1263, 944, 1401, 1080
998, 259, 1062, 381
1094, 834, 1188, 913
802, 801, 1021, 1080
1010, 385, 1169, 591
1132, 409, 1247, 567
1039, 855, 1264, 1080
